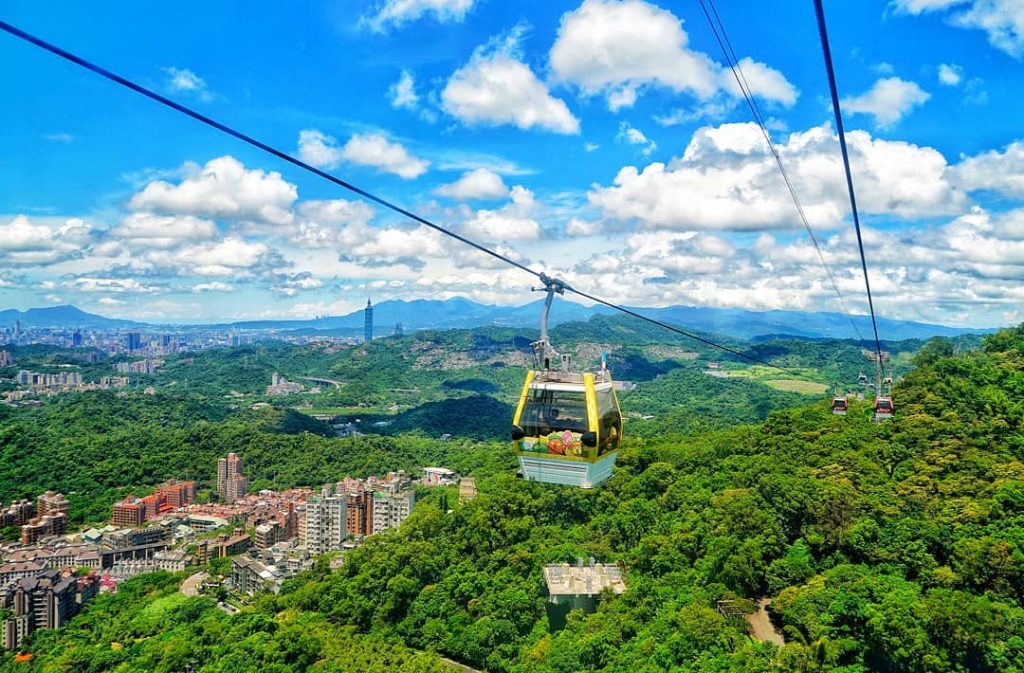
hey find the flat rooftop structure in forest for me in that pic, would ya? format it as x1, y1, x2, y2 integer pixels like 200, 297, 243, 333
544, 561, 626, 597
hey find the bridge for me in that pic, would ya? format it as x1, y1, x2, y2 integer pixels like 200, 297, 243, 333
297, 376, 345, 388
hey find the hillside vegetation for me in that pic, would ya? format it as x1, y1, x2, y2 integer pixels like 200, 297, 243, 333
2, 326, 1022, 671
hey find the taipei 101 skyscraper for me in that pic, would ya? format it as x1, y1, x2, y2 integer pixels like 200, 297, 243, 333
364, 297, 373, 342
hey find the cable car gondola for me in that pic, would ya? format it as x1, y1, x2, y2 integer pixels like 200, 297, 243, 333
511, 276, 623, 488
857, 370, 869, 385
831, 394, 848, 415
874, 396, 893, 421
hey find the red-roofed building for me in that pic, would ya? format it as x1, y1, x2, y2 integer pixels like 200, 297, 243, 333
111, 498, 145, 528
155, 480, 196, 508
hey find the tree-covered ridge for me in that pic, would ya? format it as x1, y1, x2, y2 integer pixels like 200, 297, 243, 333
5, 327, 1022, 672
1, 572, 450, 673
0, 392, 509, 524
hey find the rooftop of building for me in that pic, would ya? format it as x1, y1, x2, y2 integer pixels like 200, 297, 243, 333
543, 561, 626, 597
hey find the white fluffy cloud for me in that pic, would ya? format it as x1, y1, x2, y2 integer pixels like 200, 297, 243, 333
141, 238, 273, 277
434, 168, 510, 200
297, 130, 429, 179
389, 70, 419, 109
0, 215, 93, 266
270, 272, 324, 297
589, 122, 966, 231
894, 0, 1024, 58
720, 57, 800, 106
952, 140, 1024, 198
64, 277, 165, 294
442, 29, 580, 134
338, 222, 449, 269
192, 282, 235, 293
565, 217, 602, 236
163, 67, 213, 102
938, 63, 964, 85
616, 122, 657, 156
292, 199, 378, 249
550, 204, 1024, 325
840, 77, 931, 128
111, 213, 217, 250
549, 0, 797, 111
462, 186, 543, 240
365, 0, 477, 31
129, 156, 297, 225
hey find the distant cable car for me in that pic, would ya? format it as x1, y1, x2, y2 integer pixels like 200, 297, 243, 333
858, 370, 869, 385
511, 276, 623, 488
874, 396, 894, 420
831, 395, 848, 415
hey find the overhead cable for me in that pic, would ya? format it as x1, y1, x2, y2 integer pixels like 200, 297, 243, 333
811, 0, 886, 374
0, 19, 811, 381
695, 0, 866, 343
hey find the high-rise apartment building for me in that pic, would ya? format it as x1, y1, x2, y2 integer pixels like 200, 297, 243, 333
217, 453, 248, 503
19, 492, 69, 545
0, 351, 11, 367
371, 489, 415, 535
345, 490, 374, 537
111, 498, 145, 528
0, 500, 35, 527
304, 486, 348, 555
37, 492, 69, 519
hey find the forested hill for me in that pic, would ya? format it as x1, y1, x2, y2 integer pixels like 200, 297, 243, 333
5, 327, 1023, 671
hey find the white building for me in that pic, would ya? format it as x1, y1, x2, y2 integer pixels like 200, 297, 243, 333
421, 467, 459, 487
371, 489, 414, 535
304, 487, 348, 555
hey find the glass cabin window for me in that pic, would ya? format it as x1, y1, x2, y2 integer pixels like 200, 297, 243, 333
595, 388, 621, 454
520, 388, 589, 435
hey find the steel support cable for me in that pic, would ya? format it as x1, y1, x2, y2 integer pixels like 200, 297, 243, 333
811, 0, 886, 375
695, 0, 866, 343
564, 285, 806, 376
0, 19, 812, 381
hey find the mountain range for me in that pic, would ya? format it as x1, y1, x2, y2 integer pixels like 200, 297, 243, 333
0, 305, 144, 329
0, 300, 992, 341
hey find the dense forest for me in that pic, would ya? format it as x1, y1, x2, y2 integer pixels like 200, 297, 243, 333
1, 325, 1022, 671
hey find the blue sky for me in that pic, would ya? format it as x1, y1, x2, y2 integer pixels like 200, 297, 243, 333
2, 0, 1024, 326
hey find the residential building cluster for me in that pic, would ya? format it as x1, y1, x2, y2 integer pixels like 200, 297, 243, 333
231, 540, 314, 596
16, 370, 82, 387
182, 488, 310, 532
113, 358, 164, 374
4, 372, 130, 403
266, 372, 303, 396
0, 500, 36, 528
17, 492, 69, 546
217, 453, 249, 503
1, 569, 99, 650
111, 480, 196, 527
301, 471, 415, 554
0, 461, 431, 638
